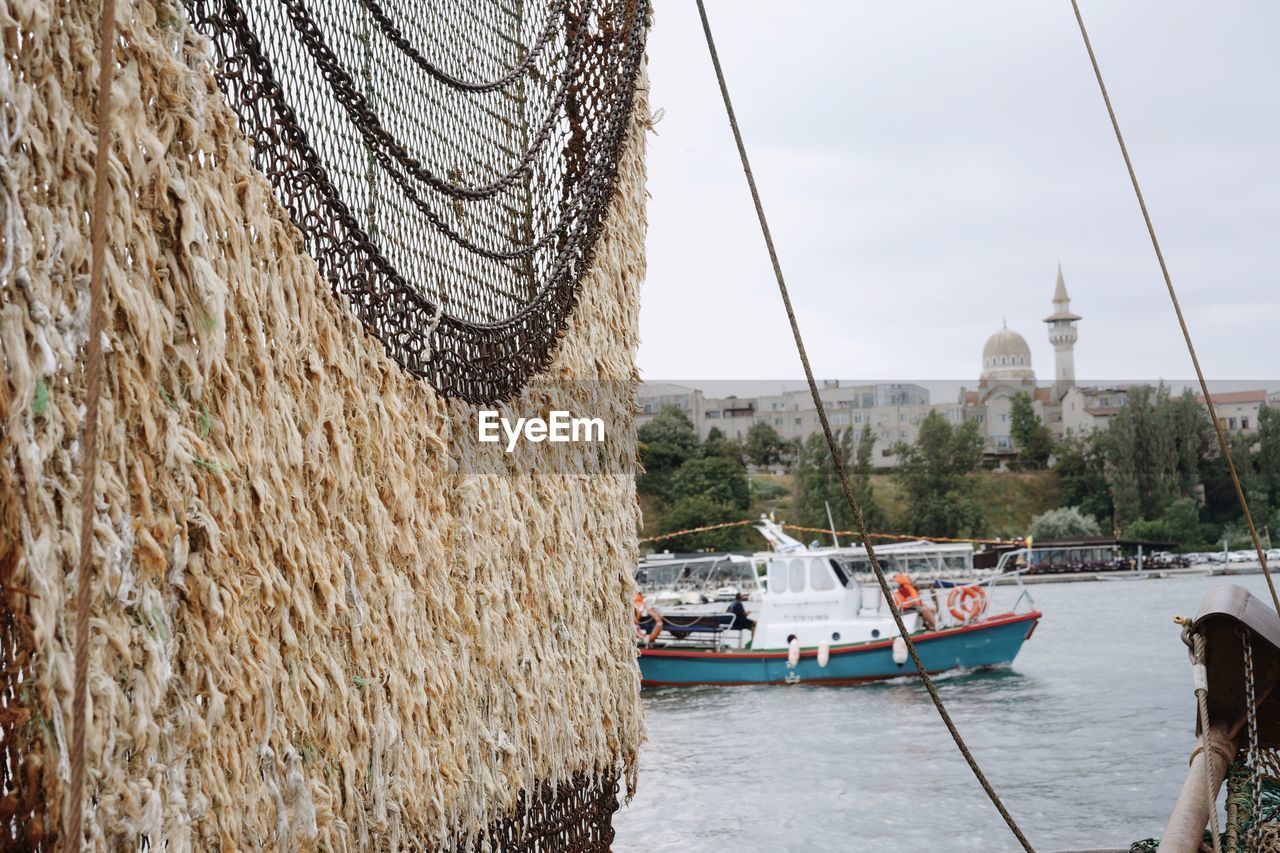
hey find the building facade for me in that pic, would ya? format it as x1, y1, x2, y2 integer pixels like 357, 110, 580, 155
639, 268, 1273, 467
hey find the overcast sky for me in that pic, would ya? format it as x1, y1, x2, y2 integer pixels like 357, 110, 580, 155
635, 1, 1279, 386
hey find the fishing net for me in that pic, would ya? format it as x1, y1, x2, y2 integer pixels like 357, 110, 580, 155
1129, 755, 1280, 852
0, 0, 648, 847
184, 0, 649, 403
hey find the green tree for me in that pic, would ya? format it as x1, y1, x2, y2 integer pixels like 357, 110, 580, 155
1054, 432, 1113, 528
852, 425, 887, 532
653, 495, 748, 552
743, 421, 788, 469
1009, 392, 1053, 469
1258, 405, 1280, 511
1126, 496, 1206, 550
670, 455, 750, 511
791, 426, 886, 534
1107, 384, 1182, 526
1027, 506, 1102, 540
792, 429, 851, 531
637, 406, 699, 500
700, 426, 743, 464
891, 411, 984, 538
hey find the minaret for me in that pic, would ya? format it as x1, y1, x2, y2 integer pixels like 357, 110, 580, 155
1043, 264, 1080, 402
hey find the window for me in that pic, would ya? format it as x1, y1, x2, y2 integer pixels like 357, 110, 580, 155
1229, 417, 1238, 429
810, 558, 835, 591
828, 558, 851, 587
788, 558, 806, 592
769, 560, 788, 594
1242, 417, 1250, 430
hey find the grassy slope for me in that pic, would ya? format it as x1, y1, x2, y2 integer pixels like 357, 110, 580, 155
639, 470, 1063, 541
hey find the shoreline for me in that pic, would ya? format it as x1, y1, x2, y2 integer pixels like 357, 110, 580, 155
1016, 562, 1266, 585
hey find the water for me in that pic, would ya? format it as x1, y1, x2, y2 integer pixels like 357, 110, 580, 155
614, 574, 1275, 852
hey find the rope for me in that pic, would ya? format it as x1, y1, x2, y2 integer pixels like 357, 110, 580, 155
1192, 631, 1224, 853
781, 524, 1021, 547
67, 0, 117, 846
694, 2, 1035, 849
637, 519, 755, 544
1067, 0, 1279, 617
638, 519, 1024, 547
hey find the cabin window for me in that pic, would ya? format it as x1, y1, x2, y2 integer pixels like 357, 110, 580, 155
788, 558, 806, 592
769, 560, 788, 594
810, 558, 835, 591
828, 558, 851, 587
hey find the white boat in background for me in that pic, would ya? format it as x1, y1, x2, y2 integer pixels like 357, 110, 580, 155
635, 553, 761, 609
638, 517, 1041, 687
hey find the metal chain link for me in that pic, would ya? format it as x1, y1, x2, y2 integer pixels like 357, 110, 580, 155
356, 0, 569, 94
184, 0, 650, 402
1242, 627, 1262, 821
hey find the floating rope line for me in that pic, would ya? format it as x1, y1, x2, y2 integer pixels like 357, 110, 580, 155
185, 0, 650, 403
67, 0, 117, 844
637, 519, 756, 544
694, 2, 1035, 849
1068, 0, 1278, 617
781, 524, 1022, 547
638, 520, 1023, 547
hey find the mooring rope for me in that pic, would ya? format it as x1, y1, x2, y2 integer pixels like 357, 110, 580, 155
1191, 629, 1224, 853
694, 2, 1035, 849
638, 520, 1022, 547
67, 0, 117, 846
1067, 0, 1279, 618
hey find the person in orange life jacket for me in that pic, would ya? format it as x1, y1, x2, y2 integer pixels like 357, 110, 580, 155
634, 591, 662, 644
892, 573, 937, 631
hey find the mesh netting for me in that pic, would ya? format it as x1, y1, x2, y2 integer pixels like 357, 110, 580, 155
1129, 754, 1280, 853
0, 0, 646, 846
184, 0, 649, 402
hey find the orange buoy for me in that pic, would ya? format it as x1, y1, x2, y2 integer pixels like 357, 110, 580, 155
946, 585, 988, 623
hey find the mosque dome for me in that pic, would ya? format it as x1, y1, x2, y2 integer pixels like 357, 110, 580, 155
980, 326, 1035, 383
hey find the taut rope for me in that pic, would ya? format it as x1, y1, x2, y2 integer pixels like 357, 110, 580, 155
1067, 0, 1279, 617
67, 0, 117, 846
694, 2, 1035, 849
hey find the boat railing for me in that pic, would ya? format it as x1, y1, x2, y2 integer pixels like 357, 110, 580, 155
913, 567, 1037, 627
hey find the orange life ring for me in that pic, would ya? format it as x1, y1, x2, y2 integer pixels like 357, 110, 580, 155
947, 585, 988, 623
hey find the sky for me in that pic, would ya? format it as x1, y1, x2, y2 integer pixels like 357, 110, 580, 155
634, 0, 1279, 386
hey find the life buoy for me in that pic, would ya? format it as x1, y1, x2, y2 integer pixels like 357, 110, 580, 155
947, 585, 988, 623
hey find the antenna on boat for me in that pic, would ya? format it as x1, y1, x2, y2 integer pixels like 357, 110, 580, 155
825, 501, 840, 548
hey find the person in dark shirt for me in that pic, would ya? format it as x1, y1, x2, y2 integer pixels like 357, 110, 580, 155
728, 592, 755, 635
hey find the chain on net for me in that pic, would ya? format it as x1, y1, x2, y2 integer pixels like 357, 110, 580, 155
184, 0, 650, 403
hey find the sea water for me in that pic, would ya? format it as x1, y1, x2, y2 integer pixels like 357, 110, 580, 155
614, 574, 1275, 852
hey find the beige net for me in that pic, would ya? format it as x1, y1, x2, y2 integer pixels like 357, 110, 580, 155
0, 0, 648, 847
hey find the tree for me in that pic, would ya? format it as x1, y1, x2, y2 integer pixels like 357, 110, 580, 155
1126, 496, 1206, 550
891, 411, 984, 538
700, 426, 743, 464
1009, 392, 1053, 469
1054, 432, 1113, 527
1106, 384, 1182, 526
792, 429, 851, 531
1027, 506, 1102, 541
637, 406, 700, 500
670, 455, 750, 511
743, 421, 788, 469
789, 426, 887, 534
851, 425, 887, 532
653, 495, 749, 552
1256, 405, 1280, 511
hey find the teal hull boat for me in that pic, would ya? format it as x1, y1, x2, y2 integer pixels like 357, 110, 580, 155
638, 610, 1041, 687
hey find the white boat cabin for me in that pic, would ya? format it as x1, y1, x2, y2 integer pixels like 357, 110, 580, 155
755, 552, 919, 649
